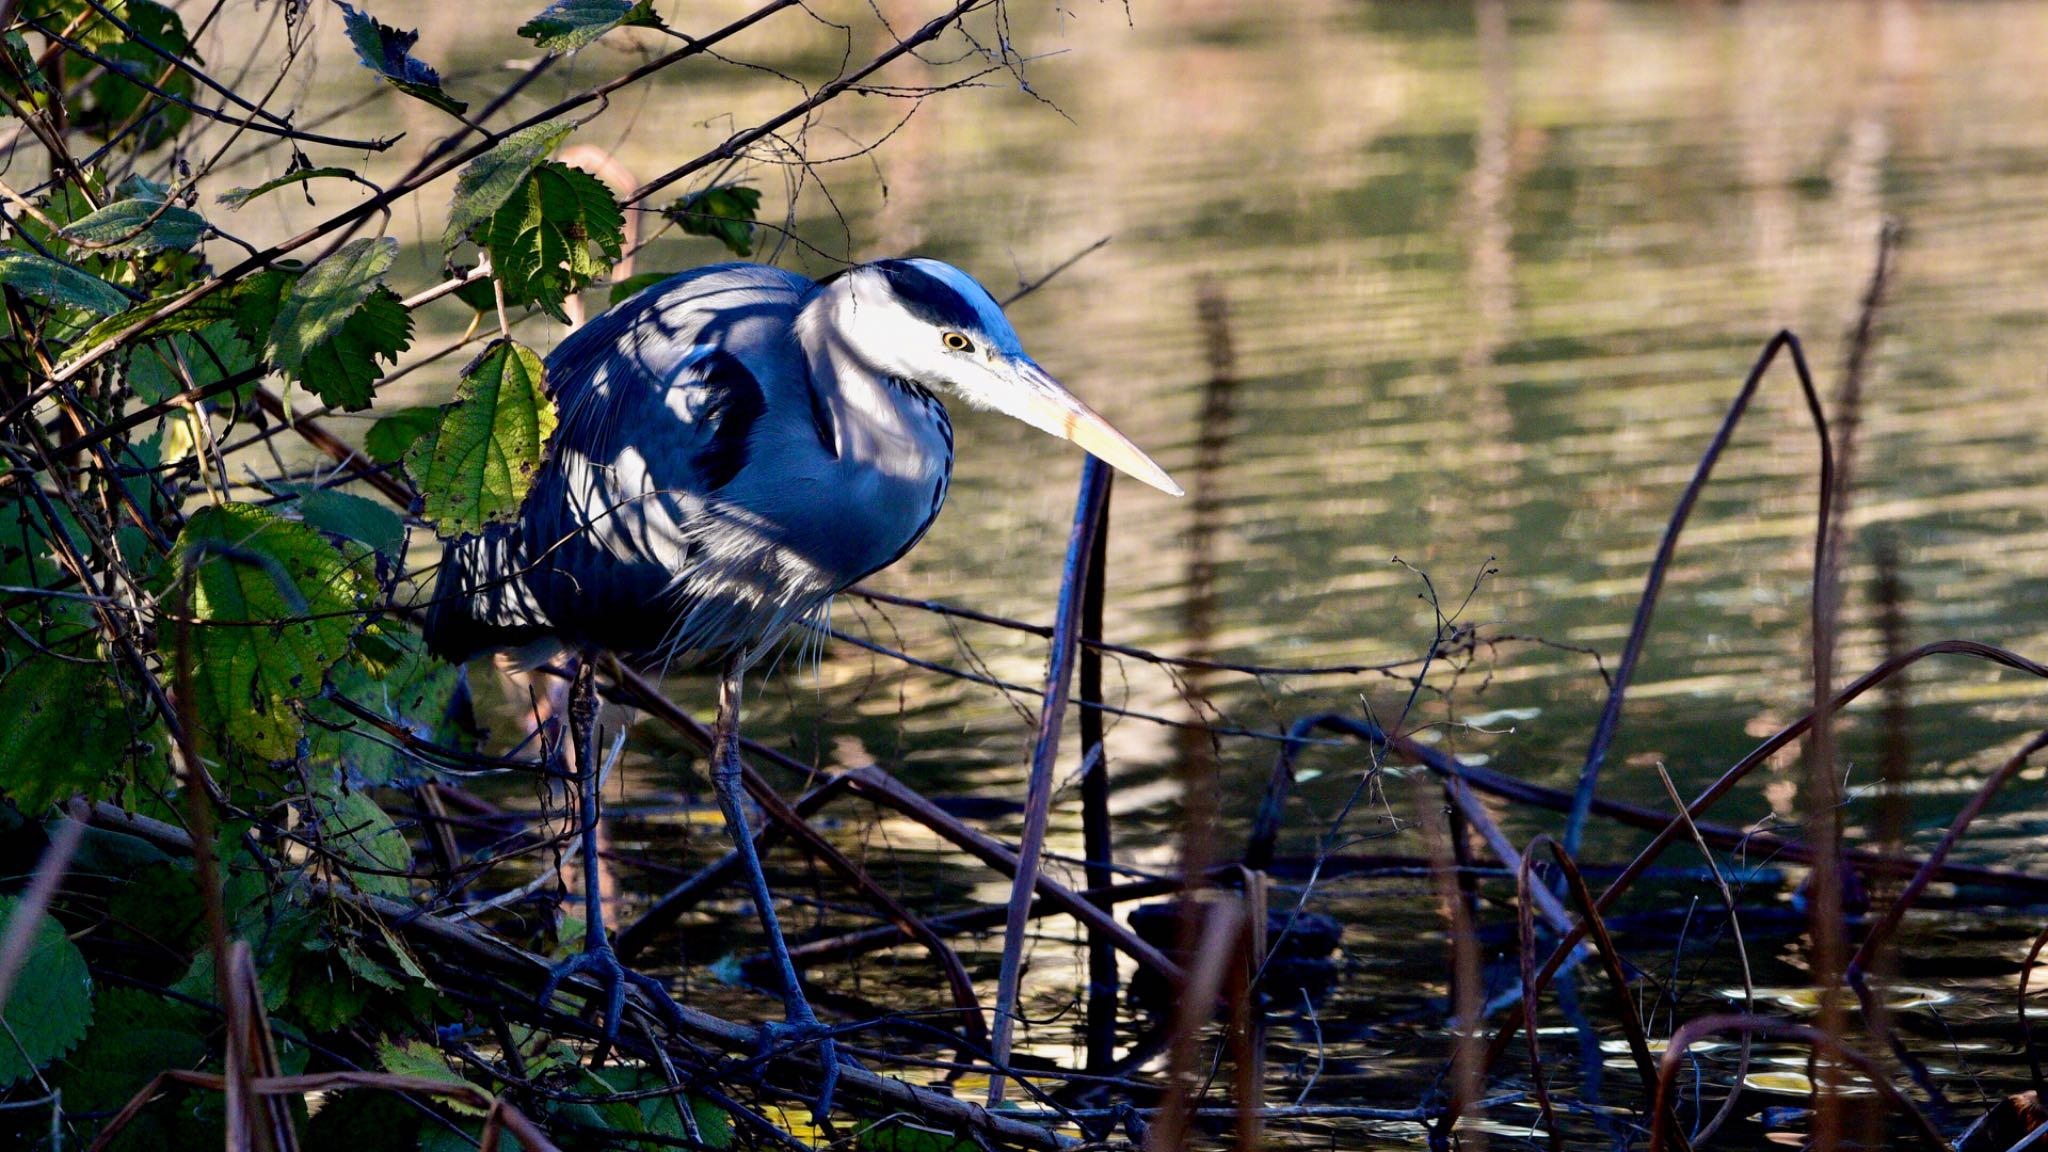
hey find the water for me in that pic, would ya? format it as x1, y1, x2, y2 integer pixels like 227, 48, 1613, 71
204, 0, 2048, 1142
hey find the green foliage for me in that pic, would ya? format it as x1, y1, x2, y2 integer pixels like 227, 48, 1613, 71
297, 487, 405, 558
266, 237, 396, 373
52, 987, 206, 1113
856, 1122, 978, 1152
0, 895, 94, 1087
517, 0, 663, 53
664, 184, 763, 257
309, 627, 470, 787
291, 286, 413, 409
442, 119, 577, 249
0, 654, 153, 812
572, 1066, 733, 1150
407, 339, 558, 536
231, 247, 413, 410
336, 1, 468, 117
378, 1037, 487, 1114
302, 1089, 425, 1151
218, 167, 360, 210
69, 1, 199, 152
58, 196, 207, 255
483, 162, 624, 321
0, 249, 129, 314
314, 787, 413, 899
125, 320, 255, 404
168, 503, 374, 760
364, 406, 439, 465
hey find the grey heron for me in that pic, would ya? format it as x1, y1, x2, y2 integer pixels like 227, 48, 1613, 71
424, 258, 1180, 1108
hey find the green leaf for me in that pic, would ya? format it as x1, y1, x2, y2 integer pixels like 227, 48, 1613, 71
378, 1037, 488, 1115
484, 162, 624, 322
219, 166, 360, 210
290, 286, 413, 410
336, 1, 468, 117
607, 270, 669, 305
72, 291, 238, 357
442, 119, 577, 250
303, 1086, 424, 1151
407, 339, 557, 536
856, 1121, 977, 1152
53, 988, 205, 1114
298, 488, 405, 557
584, 1066, 733, 1148
126, 320, 256, 404
0, 895, 94, 1086
309, 628, 469, 787
267, 236, 398, 374
0, 250, 130, 315
316, 789, 412, 899
72, 1, 198, 153
0, 656, 142, 812
517, 0, 663, 53
663, 184, 762, 257
364, 406, 439, 465
169, 503, 373, 760
58, 197, 207, 254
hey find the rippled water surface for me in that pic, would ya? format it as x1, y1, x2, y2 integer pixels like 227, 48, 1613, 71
208, 0, 2048, 1141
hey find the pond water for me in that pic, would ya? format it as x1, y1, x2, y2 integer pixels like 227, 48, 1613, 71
210, 0, 2048, 1143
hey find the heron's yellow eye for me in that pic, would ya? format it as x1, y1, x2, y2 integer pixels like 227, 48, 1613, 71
943, 331, 974, 353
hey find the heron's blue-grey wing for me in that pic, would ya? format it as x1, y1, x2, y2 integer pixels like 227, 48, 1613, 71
425, 263, 818, 662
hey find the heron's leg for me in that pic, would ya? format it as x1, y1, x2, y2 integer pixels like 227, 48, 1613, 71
540, 655, 682, 1055
709, 657, 841, 1118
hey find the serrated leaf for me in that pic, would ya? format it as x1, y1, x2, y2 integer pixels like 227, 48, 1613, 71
291, 286, 413, 410
484, 162, 623, 322
59, 196, 206, 254
585, 1066, 733, 1147
52, 987, 205, 1114
317, 790, 412, 898
298, 488, 404, 557
335, 1, 468, 117
407, 339, 557, 536
0, 249, 130, 315
229, 265, 297, 353
517, 0, 663, 53
378, 1037, 488, 1115
857, 1121, 977, 1152
268, 236, 398, 374
72, 291, 238, 357
219, 166, 359, 210
169, 503, 373, 759
442, 119, 577, 249
663, 184, 761, 257
308, 627, 469, 787
58, 2, 198, 153
0, 895, 93, 1086
126, 320, 256, 404
0, 655, 140, 812
364, 406, 439, 465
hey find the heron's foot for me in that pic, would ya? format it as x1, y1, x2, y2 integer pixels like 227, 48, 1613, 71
539, 942, 683, 1060
753, 1010, 846, 1122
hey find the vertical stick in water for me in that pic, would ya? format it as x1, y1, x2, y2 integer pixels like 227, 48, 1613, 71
1080, 474, 1118, 1072
987, 456, 1113, 1106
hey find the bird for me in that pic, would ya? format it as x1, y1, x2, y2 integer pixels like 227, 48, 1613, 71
423, 257, 1181, 1110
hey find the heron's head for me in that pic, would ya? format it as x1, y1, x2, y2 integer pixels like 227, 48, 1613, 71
806, 258, 1182, 496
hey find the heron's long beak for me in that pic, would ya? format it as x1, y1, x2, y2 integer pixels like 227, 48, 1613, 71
998, 360, 1184, 497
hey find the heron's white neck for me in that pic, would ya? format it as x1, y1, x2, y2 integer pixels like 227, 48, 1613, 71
794, 280, 950, 482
